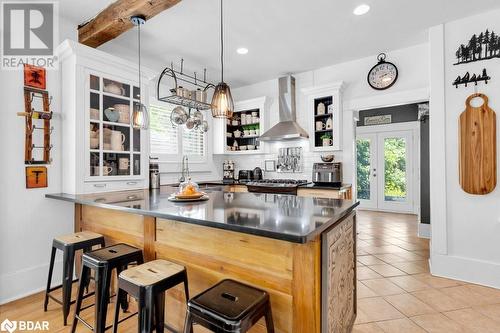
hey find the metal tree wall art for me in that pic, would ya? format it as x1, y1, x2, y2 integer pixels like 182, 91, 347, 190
454, 29, 500, 65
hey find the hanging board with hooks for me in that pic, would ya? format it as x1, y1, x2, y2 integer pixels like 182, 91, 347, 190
459, 93, 496, 194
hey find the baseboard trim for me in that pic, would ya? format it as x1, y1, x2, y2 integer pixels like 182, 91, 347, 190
431, 253, 500, 289
0, 260, 63, 305
418, 223, 430, 239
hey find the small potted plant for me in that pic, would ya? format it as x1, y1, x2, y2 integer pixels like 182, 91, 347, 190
254, 124, 260, 136
243, 125, 251, 137
320, 133, 332, 146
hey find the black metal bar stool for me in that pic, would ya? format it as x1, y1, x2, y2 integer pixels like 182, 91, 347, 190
71, 243, 143, 333
112, 259, 190, 333
44, 231, 105, 325
183, 279, 274, 333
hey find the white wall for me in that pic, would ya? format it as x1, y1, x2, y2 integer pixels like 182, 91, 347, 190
0, 17, 77, 304
217, 43, 430, 184
429, 9, 500, 288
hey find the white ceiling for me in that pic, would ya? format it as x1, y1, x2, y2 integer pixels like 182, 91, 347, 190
61, 0, 500, 87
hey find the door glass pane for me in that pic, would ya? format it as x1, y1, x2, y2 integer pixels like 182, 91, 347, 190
384, 137, 407, 202
356, 138, 371, 200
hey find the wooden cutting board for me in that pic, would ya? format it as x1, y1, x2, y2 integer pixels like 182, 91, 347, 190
459, 93, 497, 194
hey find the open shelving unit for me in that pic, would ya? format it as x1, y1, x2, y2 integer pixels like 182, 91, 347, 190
302, 82, 344, 152
87, 73, 143, 180
213, 97, 267, 155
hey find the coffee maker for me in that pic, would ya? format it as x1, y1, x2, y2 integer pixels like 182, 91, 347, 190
223, 160, 235, 183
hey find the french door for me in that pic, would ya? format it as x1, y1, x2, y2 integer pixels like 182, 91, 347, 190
356, 123, 418, 213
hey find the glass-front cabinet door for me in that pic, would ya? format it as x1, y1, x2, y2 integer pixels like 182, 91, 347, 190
87, 71, 143, 180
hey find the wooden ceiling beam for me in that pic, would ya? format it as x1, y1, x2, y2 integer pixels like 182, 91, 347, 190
78, 0, 181, 48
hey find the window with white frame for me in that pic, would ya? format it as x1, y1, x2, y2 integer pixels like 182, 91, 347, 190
149, 102, 207, 163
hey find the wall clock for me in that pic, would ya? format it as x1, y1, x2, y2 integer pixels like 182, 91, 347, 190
367, 53, 398, 90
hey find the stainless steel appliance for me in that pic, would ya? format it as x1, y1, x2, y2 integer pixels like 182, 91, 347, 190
238, 170, 254, 183
312, 163, 342, 186
149, 158, 160, 189
253, 167, 263, 180
259, 76, 309, 141
246, 179, 308, 195
223, 160, 235, 182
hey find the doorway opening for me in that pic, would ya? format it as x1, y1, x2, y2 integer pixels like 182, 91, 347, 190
355, 103, 430, 232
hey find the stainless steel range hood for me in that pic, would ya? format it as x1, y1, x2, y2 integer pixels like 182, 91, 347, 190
258, 76, 309, 141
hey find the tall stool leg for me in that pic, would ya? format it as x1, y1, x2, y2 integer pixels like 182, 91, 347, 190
183, 311, 194, 333
62, 247, 75, 326
264, 304, 275, 333
71, 265, 89, 333
112, 288, 127, 333
154, 291, 165, 333
116, 265, 129, 311
82, 246, 92, 293
138, 291, 154, 333
94, 266, 111, 333
44, 245, 56, 312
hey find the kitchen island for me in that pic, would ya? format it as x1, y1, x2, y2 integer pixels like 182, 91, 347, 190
47, 186, 358, 333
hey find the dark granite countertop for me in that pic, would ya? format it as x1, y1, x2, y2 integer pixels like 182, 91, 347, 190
46, 187, 358, 243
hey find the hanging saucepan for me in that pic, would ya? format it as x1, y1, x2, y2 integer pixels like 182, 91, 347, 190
170, 106, 188, 125
200, 120, 209, 133
192, 110, 204, 127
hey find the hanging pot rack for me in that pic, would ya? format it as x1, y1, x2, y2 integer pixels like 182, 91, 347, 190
157, 58, 215, 110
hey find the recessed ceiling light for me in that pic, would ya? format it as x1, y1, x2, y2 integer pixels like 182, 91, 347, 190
236, 47, 249, 55
353, 4, 370, 16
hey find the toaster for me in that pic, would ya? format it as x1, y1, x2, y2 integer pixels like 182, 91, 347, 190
312, 163, 342, 186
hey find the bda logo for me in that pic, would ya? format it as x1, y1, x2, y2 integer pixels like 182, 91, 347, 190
0, 319, 17, 333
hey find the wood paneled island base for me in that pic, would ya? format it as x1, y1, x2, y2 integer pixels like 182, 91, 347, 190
51, 189, 358, 333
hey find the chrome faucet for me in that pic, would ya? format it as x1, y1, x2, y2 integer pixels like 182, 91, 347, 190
179, 155, 190, 183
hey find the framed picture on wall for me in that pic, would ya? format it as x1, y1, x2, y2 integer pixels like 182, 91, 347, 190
24, 64, 46, 90
26, 166, 48, 189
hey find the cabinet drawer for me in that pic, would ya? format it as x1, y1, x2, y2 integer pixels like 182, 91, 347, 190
297, 188, 341, 199
84, 179, 146, 193
228, 185, 248, 193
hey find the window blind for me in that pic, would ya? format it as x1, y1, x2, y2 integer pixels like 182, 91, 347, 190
150, 104, 178, 155
149, 103, 205, 159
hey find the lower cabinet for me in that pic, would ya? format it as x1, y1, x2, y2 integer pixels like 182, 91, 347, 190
297, 188, 350, 199
227, 185, 249, 193
322, 212, 356, 332
226, 185, 352, 199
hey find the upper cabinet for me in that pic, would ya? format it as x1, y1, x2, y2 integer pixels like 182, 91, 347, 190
213, 96, 267, 155
58, 40, 155, 194
302, 82, 345, 152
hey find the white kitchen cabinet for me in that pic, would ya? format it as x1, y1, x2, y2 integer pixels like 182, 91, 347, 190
301, 82, 345, 152
58, 39, 155, 194
213, 96, 267, 155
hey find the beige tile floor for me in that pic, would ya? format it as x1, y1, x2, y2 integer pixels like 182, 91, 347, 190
353, 211, 500, 333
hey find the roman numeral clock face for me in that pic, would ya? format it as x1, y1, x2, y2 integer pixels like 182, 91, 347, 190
368, 54, 398, 90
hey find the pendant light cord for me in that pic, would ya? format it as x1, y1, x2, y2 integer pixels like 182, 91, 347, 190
220, 0, 224, 83
137, 22, 142, 101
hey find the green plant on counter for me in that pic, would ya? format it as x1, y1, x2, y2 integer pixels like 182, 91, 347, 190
320, 133, 332, 140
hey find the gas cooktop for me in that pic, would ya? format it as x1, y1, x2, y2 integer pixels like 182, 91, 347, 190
246, 179, 309, 187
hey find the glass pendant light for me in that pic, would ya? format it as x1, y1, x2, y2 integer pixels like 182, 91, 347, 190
131, 15, 149, 129
211, 0, 234, 119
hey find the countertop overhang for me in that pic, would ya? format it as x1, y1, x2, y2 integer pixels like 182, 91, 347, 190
46, 187, 359, 243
